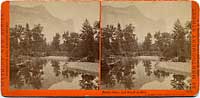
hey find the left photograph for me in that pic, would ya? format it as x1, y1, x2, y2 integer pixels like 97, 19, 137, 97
10, 1, 99, 90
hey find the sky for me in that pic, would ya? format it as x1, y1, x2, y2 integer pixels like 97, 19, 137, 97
103, 1, 191, 33
10, 1, 191, 43
10, 1, 100, 33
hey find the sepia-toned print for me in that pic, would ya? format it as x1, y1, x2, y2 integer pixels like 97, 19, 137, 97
10, 1, 99, 90
101, 1, 192, 90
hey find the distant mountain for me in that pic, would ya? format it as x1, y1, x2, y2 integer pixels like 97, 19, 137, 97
10, 5, 74, 42
102, 5, 166, 42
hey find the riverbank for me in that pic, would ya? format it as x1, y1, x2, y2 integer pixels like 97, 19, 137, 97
36, 56, 69, 61
155, 61, 191, 76
63, 62, 98, 76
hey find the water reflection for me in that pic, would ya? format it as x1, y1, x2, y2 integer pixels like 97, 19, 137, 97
51, 60, 61, 77
62, 67, 79, 78
102, 58, 191, 90
10, 58, 47, 89
171, 74, 191, 90
11, 58, 98, 90
102, 58, 137, 89
142, 60, 152, 76
153, 70, 170, 78
80, 74, 98, 90
62, 64, 98, 90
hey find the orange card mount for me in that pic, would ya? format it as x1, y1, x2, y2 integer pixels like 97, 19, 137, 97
1, 0, 199, 96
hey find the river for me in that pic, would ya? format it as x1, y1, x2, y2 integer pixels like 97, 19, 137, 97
10, 56, 98, 90
101, 58, 191, 90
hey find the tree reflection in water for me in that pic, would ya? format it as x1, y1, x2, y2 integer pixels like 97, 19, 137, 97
11, 58, 99, 90
80, 74, 98, 90
62, 68, 79, 78
101, 57, 191, 90
10, 58, 47, 89
153, 70, 170, 78
171, 74, 191, 90
62, 66, 98, 90
142, 60, 152, 76
102, 58, 137, 89
153, 70, 191, 90
51, 60, 61, 77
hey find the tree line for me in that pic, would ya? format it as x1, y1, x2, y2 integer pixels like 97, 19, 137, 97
10, 19, 99, 62
10, 19, 191, 62
103, 19, 191, 62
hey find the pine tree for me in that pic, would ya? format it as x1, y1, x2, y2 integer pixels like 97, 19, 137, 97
143, 33, 152, 52
172, 19, 186, 62
184, 21, 191, 58
51, 33, 60, 51
32, 24, 46, 52
79, 19, 95, 62
154, 31, 172, 57
123, 24, 137, 53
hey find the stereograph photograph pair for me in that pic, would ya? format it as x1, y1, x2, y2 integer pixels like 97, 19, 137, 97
1, 0, 199, 96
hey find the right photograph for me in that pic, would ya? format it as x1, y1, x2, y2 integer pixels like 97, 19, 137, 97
101, 1, 192, 90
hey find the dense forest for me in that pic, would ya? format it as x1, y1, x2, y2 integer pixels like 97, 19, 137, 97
10, 19, 100, 63
102, 19, 191, 62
